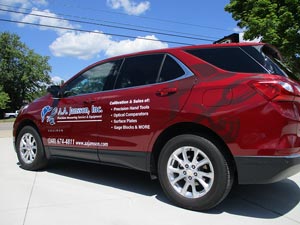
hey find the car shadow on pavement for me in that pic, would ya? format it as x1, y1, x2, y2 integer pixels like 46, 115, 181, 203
207, 179, 300, 218
45, 159, 300, 218
46, 159, 163, 197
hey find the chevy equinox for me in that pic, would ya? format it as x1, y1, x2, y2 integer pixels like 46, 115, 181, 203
13, 42, 300, 210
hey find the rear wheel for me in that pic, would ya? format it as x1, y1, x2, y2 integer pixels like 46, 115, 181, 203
16, 126, 48, 170
158, 134, 233, 211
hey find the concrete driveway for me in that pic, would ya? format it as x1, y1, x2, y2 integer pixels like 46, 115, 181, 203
0, 122, 300, 225
0, 121, 13, 138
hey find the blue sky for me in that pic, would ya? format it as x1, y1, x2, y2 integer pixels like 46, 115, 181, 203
0, 0, 240, 83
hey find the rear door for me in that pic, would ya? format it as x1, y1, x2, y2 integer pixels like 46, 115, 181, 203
97, 54, 195, 155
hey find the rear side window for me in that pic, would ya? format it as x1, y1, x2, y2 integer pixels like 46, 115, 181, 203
186, 47, 267, 73
241, 45, 297, 80
159, 55, 185, 82
115, 54, 164, 89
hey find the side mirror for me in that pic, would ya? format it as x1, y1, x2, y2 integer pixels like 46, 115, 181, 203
47, 85, 61, 98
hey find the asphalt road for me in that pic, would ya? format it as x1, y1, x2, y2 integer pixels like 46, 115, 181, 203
1, 122, 300, 225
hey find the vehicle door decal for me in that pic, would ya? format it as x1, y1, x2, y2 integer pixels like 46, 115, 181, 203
41, 105, 52, 123
41, 104, 103, 125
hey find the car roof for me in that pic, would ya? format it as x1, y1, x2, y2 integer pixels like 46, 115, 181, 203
104, 42, 264, 61
72, 42, 265, 80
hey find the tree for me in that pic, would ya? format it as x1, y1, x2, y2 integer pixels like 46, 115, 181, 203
225, 0, 300, 75
0, 85, 10, 119
0, 86, 9, 109
0, 32, 52, 111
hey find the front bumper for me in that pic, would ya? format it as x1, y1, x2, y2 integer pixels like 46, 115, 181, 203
235, 154, 300, 184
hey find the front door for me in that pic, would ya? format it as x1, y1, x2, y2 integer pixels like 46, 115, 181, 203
42, 60, 121, 160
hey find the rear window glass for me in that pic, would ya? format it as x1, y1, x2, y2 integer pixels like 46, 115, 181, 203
186, 47, 267, 73
159, 55, 185, 82
115, 54, 164, 89
241, 45, 298, 81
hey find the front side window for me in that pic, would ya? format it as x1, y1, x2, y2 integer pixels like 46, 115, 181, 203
64, 60, 121, 97
115, 54, 164, 89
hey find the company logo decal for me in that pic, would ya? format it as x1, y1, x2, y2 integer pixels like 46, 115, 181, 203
41, 105, 103, 126
41, 105, 52, 123
41, 105, 58, 125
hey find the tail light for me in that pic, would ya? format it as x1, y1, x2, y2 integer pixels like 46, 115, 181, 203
250, 81, 300, 101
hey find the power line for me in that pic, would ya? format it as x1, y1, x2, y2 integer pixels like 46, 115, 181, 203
0, 3, 220, 40
0, 7, 215, 42
48, 0, 230, 32
0, 18, 195, 46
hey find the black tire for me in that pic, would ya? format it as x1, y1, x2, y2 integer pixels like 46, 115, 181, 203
16, 126, 48, 171
158, 134, 233, 211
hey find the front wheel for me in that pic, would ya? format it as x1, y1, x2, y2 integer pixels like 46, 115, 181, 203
16, 126, 48, 171
158, 134, 233, 211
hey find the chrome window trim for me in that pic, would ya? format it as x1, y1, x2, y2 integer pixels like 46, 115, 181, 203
166, 54, 194, 80
109, 53, 195, 92
62, 53, 195, 97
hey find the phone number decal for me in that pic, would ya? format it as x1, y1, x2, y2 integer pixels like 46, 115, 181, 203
47, 138, 108, 147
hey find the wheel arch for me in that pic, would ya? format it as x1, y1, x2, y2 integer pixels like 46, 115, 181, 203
15, 119, 49, 170
149, 122, 237, 179
15, 119, 42, 147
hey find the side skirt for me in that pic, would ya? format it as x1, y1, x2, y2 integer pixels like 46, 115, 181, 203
99, 150, 149, 172
45, 146, 150, 172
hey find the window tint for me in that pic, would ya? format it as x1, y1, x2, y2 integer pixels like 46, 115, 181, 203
115, 54, 164, 89
186, 47, 267, 73
64, 60, 121, 97
159, 55, 185, 82
242, 46, 294, 79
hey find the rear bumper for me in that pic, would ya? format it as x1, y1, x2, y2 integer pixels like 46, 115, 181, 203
235, 154, 300, 184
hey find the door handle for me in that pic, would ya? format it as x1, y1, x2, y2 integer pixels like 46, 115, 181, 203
156, 87, 178, 97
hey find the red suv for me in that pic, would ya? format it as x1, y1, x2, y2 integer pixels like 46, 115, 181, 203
13, 42, 300, 210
